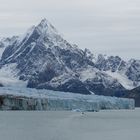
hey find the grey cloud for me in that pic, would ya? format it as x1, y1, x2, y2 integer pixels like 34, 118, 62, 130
0, 0, 140, 60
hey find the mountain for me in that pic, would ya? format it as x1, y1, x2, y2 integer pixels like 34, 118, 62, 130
0, 18, 140, 104
95, 55, 140, 89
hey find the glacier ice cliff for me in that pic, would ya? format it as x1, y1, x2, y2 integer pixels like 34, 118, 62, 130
0, 87, 135, 111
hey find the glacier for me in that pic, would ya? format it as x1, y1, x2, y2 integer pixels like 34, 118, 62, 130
0, 87, 135, 111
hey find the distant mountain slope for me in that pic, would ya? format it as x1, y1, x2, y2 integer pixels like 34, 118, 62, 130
123, 86, 140, 107
0, 19, 140, 102
0, 36, 18, 59
95, 55, 140, 89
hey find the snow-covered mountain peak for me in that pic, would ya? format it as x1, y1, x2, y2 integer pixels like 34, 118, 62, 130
38, 18, 51, 28
39, 18, 49, 26
35, 18, 58, 35
15, 19, 60, 48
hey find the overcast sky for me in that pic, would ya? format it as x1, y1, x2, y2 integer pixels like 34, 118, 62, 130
0, 0, 140, 60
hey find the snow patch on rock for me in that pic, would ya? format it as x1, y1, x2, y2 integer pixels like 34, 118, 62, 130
105, 71, 135, 90
0, 63, 27, 87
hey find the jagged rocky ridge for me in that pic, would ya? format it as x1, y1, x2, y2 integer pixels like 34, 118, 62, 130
0, 19, 140, 104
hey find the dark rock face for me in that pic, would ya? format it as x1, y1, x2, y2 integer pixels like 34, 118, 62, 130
0, 83, 3, 87
36, 78, 91, 95
123, 86, 140, 107
57, 79, 90, 94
